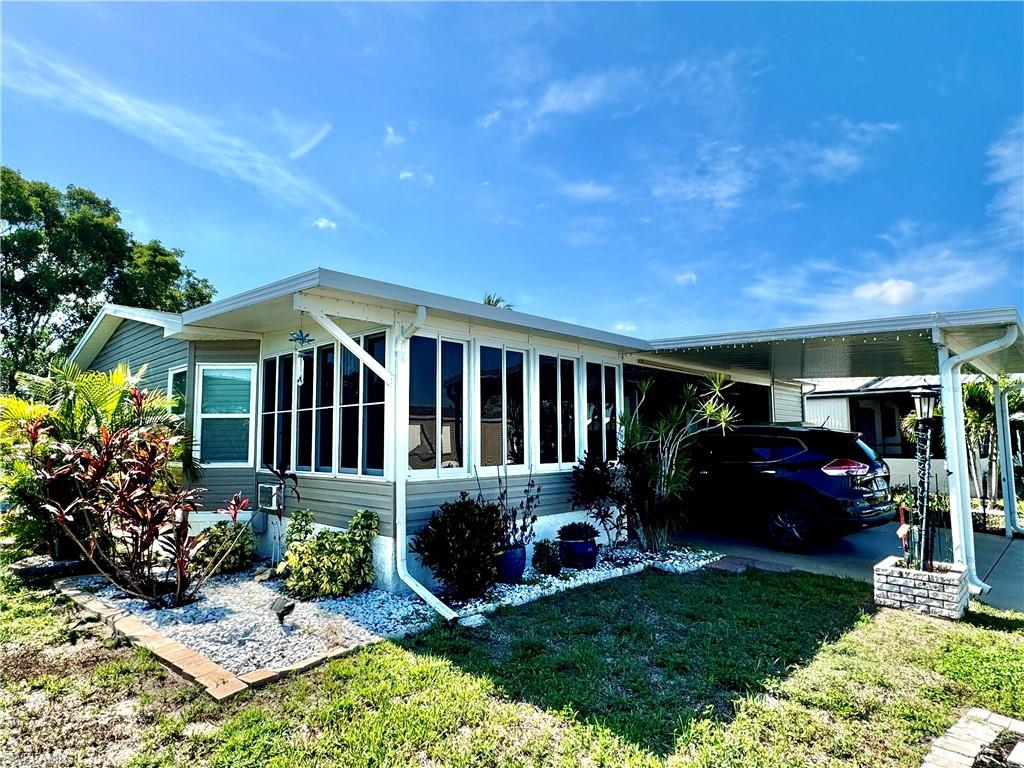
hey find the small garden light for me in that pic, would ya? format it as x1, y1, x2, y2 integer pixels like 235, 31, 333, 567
271, 597, 295, 625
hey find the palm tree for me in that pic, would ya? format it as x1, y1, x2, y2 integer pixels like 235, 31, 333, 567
483, 292, 512, 310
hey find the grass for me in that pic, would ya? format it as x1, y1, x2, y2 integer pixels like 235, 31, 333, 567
1, 551, 1022, 768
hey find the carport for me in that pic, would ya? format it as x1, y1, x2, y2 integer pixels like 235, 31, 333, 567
635, 307, 1024, 599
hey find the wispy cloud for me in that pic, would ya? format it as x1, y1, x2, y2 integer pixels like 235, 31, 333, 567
479, 109, 502, 128
266, 109, 333, 160
311, 216, 337, 230
4, 40, 352, 221
650, 141, 756, 213
565, 216, 608, 248
560, 180, 614, 201
985, 114, 1023, 246
288, 123, 332, 160
777, 119, 900, 183
398, 169, 434, 185
536, 69, 641, 117
674, 270, 698, 286
384, 124, 405, 145
613, 320, 637, 333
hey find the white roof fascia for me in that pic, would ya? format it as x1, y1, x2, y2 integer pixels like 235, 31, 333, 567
650, 308, 1023, 350
69, 304, 182, 368
182, 267, 651, 352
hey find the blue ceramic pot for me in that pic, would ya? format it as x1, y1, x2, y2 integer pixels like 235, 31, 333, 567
495, 545, 527, 584
558, 539, 598, 570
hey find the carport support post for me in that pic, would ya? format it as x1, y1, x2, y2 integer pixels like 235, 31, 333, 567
938, 348, 971, 572
995, 379, 1024, 537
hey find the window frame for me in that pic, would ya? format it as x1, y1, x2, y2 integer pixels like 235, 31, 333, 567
533, 348, 581, 471
193, 362, 257, 468
474, 338, 530, 473
167, 365, 188, 417
407, 332, 468, 479
582, 358, 622, 463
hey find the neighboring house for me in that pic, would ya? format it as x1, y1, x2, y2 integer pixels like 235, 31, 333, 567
68, 268, 801, 592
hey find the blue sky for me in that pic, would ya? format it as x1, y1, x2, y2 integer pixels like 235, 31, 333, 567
3, 3, 1022, 337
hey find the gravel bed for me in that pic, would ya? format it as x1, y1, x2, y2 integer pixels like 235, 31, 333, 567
76, 545, 719, 675
85, 569, 436, 675
453, 545, 721, 616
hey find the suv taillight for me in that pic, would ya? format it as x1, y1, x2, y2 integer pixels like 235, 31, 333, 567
821, 459, 870, 476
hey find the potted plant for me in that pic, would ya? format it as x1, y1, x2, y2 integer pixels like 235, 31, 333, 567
557, 522, 599, 569
484, 469, 540, 584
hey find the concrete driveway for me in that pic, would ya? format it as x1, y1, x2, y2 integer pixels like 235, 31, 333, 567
677, 523, 1023, 613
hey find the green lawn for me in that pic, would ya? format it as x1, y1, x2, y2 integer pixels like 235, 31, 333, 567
2, 556, 1022, 768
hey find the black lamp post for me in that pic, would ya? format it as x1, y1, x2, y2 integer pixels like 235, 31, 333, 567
909, 386, 940, 570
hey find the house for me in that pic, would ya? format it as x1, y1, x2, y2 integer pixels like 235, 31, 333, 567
69, 269, 1024, 599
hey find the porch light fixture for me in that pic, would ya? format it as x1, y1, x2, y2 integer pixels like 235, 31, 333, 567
910, 386, 940, 421
908, 385, 941, 571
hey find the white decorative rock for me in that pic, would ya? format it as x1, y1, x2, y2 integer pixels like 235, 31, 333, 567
873, 555, 968, 620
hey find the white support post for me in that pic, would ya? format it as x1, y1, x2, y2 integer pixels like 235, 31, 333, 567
312, 311, 393, 387
996, 379, 1024, 537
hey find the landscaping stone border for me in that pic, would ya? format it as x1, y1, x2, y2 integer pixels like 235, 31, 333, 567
874, 555, 968, 620
921, 707, 1024, 768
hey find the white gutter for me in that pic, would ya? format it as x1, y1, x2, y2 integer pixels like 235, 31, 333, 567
938, 324, 1019, 593
391, 308, 459, 622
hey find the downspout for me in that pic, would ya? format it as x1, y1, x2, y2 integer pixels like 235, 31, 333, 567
996, 378, 1024, 537
392, 306, 459, 622
938, 324, 1019, 593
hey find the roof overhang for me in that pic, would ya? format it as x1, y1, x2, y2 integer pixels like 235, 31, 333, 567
648, 308, 1024, 381
179, 268, 651, 352
70, 304, 182, 370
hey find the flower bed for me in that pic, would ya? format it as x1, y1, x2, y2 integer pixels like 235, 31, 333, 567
873, 555, 968, 620
453, 545, 720, 615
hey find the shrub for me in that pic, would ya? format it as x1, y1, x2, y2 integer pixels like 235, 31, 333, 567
531, 540, 561, 576
569, 453, 625, 548
284, 508, 315, 550
410, 492, 503, 598
192, 521, 256, 576
557, 522, 599, 541
282, 509, 378, 599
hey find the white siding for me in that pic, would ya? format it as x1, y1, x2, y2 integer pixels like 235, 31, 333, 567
771, 381, 805, 423
804, 397, 851, 431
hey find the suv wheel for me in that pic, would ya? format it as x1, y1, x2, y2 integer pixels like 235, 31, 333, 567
766, 498, 815, 550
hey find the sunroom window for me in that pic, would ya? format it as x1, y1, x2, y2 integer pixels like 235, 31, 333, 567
196, 364, 256, 465
338, 331, 387, 476
585, 362, 619, 462
167, 366, 187, 416
260, 354, 293, 470
408, 335, 465, 471
539, 355, 577, 465
479, 345, 526, 467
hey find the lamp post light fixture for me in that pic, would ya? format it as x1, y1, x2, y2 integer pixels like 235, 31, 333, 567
909, 386, 941, 570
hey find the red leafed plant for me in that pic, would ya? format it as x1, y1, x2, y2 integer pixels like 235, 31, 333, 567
39, 422, 251, 608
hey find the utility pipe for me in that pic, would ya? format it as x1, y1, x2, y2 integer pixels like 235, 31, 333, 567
391, 308, 459, 622
938, 324, 1019, 593
996, 378, 1024, 537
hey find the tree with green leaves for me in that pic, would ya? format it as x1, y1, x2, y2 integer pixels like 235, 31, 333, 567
482, 292, 512, 309
1, 166, 215, 391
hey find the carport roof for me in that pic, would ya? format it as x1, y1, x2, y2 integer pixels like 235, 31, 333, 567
648, 308, 1024, 380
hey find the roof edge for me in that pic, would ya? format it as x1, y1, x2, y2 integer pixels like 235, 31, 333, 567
69, 304, 182, 369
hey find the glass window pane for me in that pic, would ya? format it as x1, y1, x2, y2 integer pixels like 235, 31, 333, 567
296, 410, 312, 471
316, 345, 335, 407
479, 346, 503, 467
339, 407, 358, 471
260, 413, 275, 468
262, 358, 276, 413
170, 370, 187, 416
605, 366, 618, 461
297, 349, 314, 411
506, 350, 525, 465
539, 355, 558, 464
200, 418, 249, 463
408, 336, 437, 470
315, 408, 333, 472
586, 362, 603, 460
276, 412, 292, 470
363, 333, 387, 404
560, 358, 577, 464
363, 403, 385, 475
440, 340, 464, 468
201, 368, 252, 414
341, 348, 360, 405
278, 354, 293, 412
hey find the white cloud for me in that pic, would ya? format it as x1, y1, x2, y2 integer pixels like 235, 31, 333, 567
613, 321, 638, 333
398, 169, 434, 185
311, 217, 337, 230
560, 180, 614, 201
399, 170, 414, 181
479, 109, 502, 128
384, 124, 405, 146
4, 40, 352, 220
674, 270, 698, 286
266, 109, 332, 160
288, 123, 332, 160
852, 278, 917, 305
536, 69, 640, 117
985, 115, 1023, 246
651, 142, 755, 212
779, 119, 900, 183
